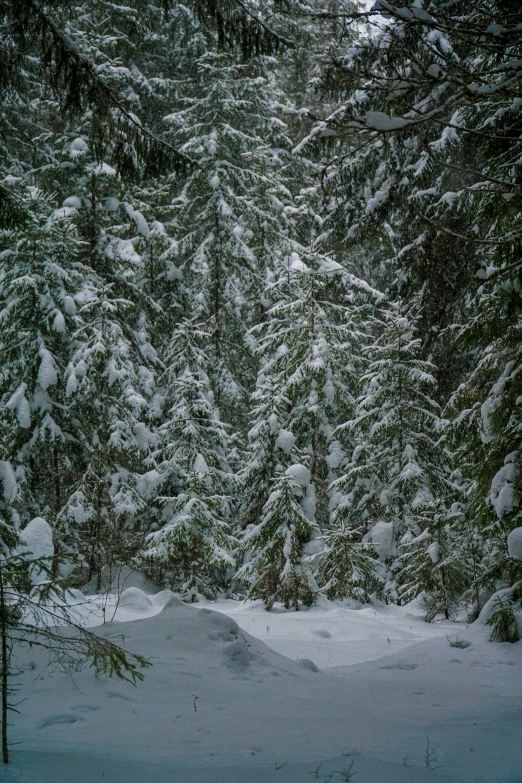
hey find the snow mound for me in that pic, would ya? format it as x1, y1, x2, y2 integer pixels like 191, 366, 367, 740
222, 638, 258, 669
295, 657, 319, 672
118, 587, 154, 614
8, 596, 522, 783
204, 610, 240, 641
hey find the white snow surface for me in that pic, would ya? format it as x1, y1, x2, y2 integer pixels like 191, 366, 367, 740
4, 591, 522, 783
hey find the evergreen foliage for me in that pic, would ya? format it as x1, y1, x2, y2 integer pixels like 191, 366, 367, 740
239, 464, 317, 610
329, 305, 452, 602
1, 0, 520, 626
144, 320, 237, 599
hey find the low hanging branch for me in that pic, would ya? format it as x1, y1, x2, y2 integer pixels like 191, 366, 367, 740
0, 551, 150, 764
3, 0, 191, 179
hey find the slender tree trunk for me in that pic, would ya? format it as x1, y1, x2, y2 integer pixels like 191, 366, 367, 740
396, 329, 404, 606
190, 534, 197, 602
95, 482, 103, 592
0, 562, 9, 764
53, 444, 61, 518
90, 172, 98, 269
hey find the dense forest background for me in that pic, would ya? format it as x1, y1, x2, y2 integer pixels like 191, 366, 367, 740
1, 0, 521, 636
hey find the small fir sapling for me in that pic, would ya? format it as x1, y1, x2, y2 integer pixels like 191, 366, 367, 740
238, 464, 318, 610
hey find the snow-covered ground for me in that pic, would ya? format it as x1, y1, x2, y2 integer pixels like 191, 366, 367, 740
205, 596, 455, 668
4, 591, 522, 783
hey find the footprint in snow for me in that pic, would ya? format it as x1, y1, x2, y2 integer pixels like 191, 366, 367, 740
107, 691, 137, 701
313, 629, 332, 639
38, 713, 83, 728
380, 663, 418, 670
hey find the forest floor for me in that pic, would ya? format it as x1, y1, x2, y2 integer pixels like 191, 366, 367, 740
3, 588, 522, 783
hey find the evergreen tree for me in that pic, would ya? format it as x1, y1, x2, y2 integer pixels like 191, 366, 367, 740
0, 189, 83, 527
144, 320, 236, 599
396, 503, 471, 620
329, 304, 452, 602
243, 255, 372, 530
238, 464, 317, 610
313, 521, 380, 603
162, 46, 301, 422
61, 278, 154, 588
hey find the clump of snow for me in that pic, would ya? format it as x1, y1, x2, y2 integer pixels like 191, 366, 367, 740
362, 111, 409, 131
62, 196, 82, 209
426, 541, 440, 563
52, 311, 66, 333
38, 347, 58, 390
20, 517, 54, 584
275, 429, 295, 454
193, 453, 209, 474
368, 521, 395, 560
124, 203, 149, 238
507, 527, 522, 560
477, 587, 517, 627
222, 638, 257, 669
118, 587, 154, 614
0, 460, 17, 502
105, 197, 120, 212
285, 463, 310, 488
6, 383, 31, 428
69, 137, 88, 157
490, 453, 518, 519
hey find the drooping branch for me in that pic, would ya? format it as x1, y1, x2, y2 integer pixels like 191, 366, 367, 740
2, 0, 190, 179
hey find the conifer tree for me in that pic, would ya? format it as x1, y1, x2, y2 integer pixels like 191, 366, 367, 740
238, 464, 318, 610
0, 189, 83, 526
329, 304, 452, 602
243, 254, 372, 528
144, 320, 236, 599
239, 254, 375, 605
396, 503, 471, 620
61, 279, 154, 588
162, 46, 300, 421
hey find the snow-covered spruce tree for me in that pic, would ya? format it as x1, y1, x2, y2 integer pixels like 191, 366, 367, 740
239, 253, 376, 605
162, 46, 301, 424
144, 320, 236, 600
396, 502, 472, 621
313, 521, 380, 603
447, 269, 522, 603
61, 275, 155, 589
238, 464, 318, 610
301, 0, 522, 406
0, 189, 83, 527
329, 304, 453, 603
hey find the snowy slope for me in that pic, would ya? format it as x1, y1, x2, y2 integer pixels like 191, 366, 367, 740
4, 595, 522, 783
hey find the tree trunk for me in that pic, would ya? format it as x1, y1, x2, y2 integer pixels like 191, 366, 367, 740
95, 482, 103, 592
190, 535, 197, 602
0, 563, 9, 763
